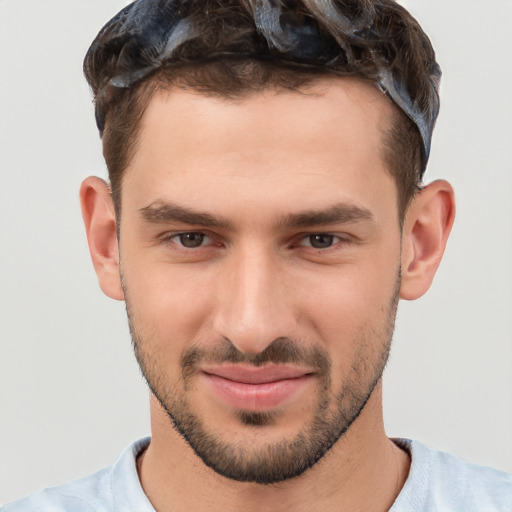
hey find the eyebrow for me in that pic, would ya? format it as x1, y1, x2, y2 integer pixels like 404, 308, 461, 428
139, 202, 234, 230
279, 203, 374, 228
138, 201, 373, 230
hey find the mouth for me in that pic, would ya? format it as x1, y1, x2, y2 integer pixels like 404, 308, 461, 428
200, 364, 314, 412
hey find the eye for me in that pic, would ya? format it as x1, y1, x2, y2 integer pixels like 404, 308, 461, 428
170, 232, 211, 248
299, 234, 341, 249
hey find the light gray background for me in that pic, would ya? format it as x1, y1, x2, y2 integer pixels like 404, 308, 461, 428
1, 0, 511, 505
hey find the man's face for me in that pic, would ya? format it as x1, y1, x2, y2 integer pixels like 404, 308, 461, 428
119, 78, 402, 483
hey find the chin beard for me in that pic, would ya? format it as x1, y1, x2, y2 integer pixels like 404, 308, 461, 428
126, 273, 399, 484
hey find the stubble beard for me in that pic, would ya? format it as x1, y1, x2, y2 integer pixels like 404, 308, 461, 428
125, 275, 400, 485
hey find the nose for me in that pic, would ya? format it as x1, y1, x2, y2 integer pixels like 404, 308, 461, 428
213, 245, 297, 354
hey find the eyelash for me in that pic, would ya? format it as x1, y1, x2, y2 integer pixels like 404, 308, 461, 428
160, 231, 215, 249
159, 231, 350, 252
295, 233, 347, 250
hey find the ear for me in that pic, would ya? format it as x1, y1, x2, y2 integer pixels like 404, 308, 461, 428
80, 176, 124, 300
400, 180, 455, 300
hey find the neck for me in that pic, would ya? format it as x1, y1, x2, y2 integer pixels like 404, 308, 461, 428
138, 384, 410, 512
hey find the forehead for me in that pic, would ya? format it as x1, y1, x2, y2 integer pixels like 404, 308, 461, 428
135, 76, 394, 156
123, 77, 398, 220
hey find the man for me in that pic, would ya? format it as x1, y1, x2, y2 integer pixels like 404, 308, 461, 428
2, 0, 511, 510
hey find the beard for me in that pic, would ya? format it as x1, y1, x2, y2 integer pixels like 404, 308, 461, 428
125, 274, 400, 485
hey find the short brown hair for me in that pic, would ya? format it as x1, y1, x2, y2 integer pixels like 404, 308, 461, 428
84, 0, 440, 219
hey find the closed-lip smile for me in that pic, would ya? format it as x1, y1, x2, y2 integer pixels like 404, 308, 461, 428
200, 364, 314, 411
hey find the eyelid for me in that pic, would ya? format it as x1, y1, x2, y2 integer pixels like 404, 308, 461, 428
297, 231, 348, 241
159, 230, 214, 247
293, 232, 353, 250
157, 230, 353, 250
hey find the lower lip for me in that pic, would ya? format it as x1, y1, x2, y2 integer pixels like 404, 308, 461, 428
202, 373, 313, 411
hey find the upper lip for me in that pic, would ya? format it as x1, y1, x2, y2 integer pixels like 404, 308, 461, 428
201, 364, 312, 384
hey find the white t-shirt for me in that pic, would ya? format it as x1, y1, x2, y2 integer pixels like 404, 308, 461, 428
2, 437, 511, 511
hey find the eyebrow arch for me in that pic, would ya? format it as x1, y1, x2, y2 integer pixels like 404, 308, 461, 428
278, 203, 374, 229
139, 200, 373, 231
138, 202, 234, 230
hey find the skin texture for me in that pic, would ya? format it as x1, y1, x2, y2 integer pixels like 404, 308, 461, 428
81, 77, 455, 511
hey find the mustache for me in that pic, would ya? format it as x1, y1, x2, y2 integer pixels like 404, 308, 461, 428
180, 337, 331, 378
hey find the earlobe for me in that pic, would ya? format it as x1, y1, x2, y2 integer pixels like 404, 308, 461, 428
80, 176, 124, 301
400, 180, 456, 300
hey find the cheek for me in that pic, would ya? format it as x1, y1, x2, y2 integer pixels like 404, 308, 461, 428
123, 260, 218, 349
294, 259, 399, 346
121, 230, 401, 356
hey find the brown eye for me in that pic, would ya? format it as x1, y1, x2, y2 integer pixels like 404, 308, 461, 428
308, 234, 336, 249
178, 232, 206, 248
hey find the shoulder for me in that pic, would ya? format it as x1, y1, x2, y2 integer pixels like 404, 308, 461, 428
1, 437, 152, 512
0, 466, 112, 512
392, 439, 512, 512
